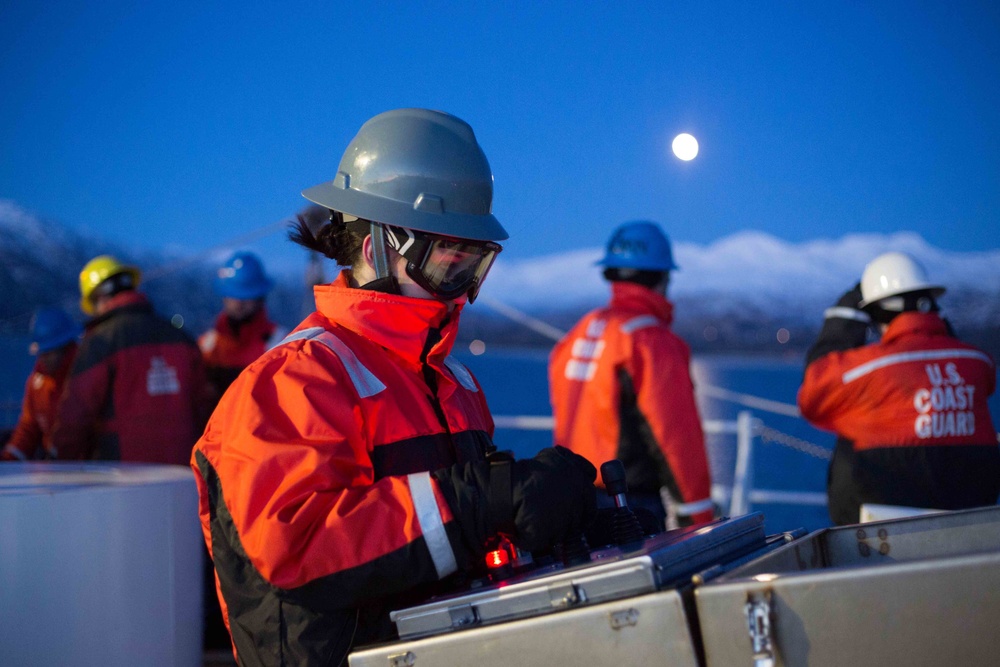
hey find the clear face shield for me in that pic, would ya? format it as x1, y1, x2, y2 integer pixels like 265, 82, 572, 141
382, 224, 502, 303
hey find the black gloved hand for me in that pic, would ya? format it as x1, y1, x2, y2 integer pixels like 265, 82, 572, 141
834, 282, 865, 311
509, 446, 598, 552
806, 282, 871, 365
432, 446, 597, 563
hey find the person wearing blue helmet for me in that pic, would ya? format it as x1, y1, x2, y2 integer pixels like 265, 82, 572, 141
198, 251, 288, 404
550, 221, 714, 529
1, 307, 80, 461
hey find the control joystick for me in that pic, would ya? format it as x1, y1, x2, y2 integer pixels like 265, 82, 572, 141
600, 460, 645, 547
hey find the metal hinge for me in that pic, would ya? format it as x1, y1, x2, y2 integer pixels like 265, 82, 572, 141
745, 590, 776, 667
387, 650, 416, 666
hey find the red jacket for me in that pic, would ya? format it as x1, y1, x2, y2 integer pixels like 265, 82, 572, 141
192, 271, 494, 666
198, 307, 286, 401
50, 291, 209, 465
799, 312, 999, 518
2, 344, 76, 461
549, 281, 712, 525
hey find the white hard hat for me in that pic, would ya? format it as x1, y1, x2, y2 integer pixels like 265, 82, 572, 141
858, 251, 945, 308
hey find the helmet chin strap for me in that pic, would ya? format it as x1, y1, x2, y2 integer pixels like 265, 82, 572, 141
359, 221, 402, 295
370, 222, 392, 279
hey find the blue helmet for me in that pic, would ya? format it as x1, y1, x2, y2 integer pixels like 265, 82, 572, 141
29, 307, 81, 355
214, 252, 274, 300
598, 221, 679, 272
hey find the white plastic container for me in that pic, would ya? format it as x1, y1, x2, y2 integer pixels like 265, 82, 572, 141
0, 462, 204, 667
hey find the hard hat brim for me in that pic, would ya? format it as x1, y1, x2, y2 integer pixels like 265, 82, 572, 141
215, 278, 275, 300
302, 181, 508, 243
858, 284, 946, 309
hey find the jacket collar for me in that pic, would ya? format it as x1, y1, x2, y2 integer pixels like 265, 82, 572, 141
34, 342, 78, 381
214, 307, 275, 340
312, 271, 463, 366
882, 311, 949, 344
609, 281, 674, 325
86, 291, 151, 328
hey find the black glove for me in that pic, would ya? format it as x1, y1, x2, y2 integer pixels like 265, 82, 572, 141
805, 283, 871, 365
509, 446, 598, 552
834, 282, 865, 311
433, 446, 598, 561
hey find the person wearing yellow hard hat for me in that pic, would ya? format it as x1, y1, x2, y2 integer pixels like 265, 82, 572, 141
50, 254, 211, 464
77, 254, 142, 315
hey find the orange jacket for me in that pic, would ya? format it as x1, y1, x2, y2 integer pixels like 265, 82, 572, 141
2, 344, 76, 461
198, 307, 285, 400
799, 312, 996, 449
50, 291, 209, 464
192, 271, 495, 665
799, 312, 999, 518
549, 281, 712, 525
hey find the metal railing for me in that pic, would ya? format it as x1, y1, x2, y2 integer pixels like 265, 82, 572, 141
493, 409, 829, 517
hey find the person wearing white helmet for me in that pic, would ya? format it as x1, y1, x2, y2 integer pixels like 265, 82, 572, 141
198, 250, 288, 406
1, 307, 80, 461
549, 221, 714, 530
191, 108, 597, 665
798, 251, 999, 525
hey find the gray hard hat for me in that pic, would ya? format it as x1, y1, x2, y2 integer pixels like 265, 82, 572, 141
302, 108, 508, 242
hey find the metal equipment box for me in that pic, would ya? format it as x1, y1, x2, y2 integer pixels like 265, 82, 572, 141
695, 505, 1000, 666
349, 513, 769, 666
350, 588, 698, 667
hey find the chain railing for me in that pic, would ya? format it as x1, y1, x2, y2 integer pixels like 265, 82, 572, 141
756, 423, 832, 461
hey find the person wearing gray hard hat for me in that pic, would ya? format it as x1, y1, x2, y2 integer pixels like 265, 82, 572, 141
191, 108, 597, 665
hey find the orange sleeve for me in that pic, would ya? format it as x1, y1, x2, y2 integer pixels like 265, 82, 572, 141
797, 350, 861, 436
4, 375, 42, 460
195, 344, 459, 607
631, 328, 712, 522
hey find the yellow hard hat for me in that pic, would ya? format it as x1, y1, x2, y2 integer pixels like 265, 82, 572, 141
78, 255, 142, 315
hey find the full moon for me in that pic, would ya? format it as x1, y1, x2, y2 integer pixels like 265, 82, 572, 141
672, 133, 699, 161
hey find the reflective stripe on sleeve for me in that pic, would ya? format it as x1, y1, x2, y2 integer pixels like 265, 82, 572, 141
675, 497, 714, 517
621, 315, 659, 334
444, 356, 478, 392
266, 326, 290, 350
2, 444, 27, 461
824, 307, 871, 323
842, 348, 994, 384
407, 472, 458, 580
278, 327, 386, 398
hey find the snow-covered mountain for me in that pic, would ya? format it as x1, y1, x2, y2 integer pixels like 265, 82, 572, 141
479, 230, 1000, 351
487, 230, 1000, 311
0, 200, 311, 336
2, 199, 998, 355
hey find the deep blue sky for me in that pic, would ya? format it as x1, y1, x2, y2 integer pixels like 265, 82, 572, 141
2, 1, 998, 272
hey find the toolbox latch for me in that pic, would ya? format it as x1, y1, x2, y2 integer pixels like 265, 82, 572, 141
448, 604, 479, 629
548, 582, 588, 609
745, 590, 776, 667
